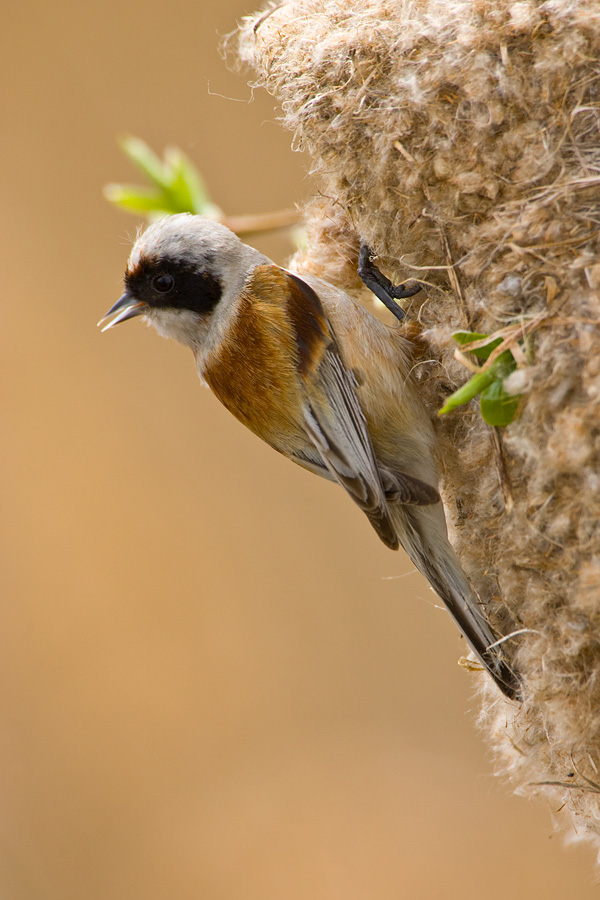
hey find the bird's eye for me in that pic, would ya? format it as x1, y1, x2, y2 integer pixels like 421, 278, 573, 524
152, 273, 175, 293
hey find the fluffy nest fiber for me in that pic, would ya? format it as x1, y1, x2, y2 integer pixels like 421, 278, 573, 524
234, 0, 600, 849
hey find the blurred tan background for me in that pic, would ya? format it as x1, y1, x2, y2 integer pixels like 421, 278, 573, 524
1, 2, 597, 898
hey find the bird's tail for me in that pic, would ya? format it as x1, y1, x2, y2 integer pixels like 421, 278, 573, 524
395, 506, 521, 701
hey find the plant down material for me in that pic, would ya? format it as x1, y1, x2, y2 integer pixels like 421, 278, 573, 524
235, 0, 600, 850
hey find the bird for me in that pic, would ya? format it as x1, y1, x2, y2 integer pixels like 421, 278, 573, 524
99, 213, 521, 700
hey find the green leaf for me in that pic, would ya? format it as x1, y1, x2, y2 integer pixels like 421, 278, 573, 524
163, 147, 213, 215
438, 366, 498, 414
103, 184, 169, 214
480, 377, 521, 426
119, 136, 171, 190
106, 136, 223, 221
453, 331, 503, 360
439, 348, 520, 426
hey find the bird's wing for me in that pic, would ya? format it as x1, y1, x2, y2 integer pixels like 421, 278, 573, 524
282, 270, 400, 549
378, 465, 441, 506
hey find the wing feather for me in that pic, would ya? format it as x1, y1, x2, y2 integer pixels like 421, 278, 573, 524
282, 269, 440, 549
303, 346, 400, 550
281, 270, 398, 548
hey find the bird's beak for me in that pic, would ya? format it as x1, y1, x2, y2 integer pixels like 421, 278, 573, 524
97, 293, 148, 332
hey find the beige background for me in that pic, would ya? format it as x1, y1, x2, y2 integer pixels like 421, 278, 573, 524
1, 1, 597, 897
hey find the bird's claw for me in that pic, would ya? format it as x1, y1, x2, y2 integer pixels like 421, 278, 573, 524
357, 243, 423, 322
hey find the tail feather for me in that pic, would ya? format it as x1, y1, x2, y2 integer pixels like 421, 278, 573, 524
396, 507, 521, 701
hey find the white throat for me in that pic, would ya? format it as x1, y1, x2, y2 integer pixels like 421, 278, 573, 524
145, 307, 210, 350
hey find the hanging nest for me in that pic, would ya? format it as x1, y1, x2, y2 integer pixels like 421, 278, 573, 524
233, 0, 600, 849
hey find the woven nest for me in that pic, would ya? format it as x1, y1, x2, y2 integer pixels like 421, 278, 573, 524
233, 0, 600, 849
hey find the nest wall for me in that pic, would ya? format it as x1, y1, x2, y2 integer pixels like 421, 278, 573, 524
235, 0, 600, 848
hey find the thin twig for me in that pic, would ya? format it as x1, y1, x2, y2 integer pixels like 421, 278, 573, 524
224, 209, 302, 236
422, 214, 473, 329
252, 3, 285, 34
